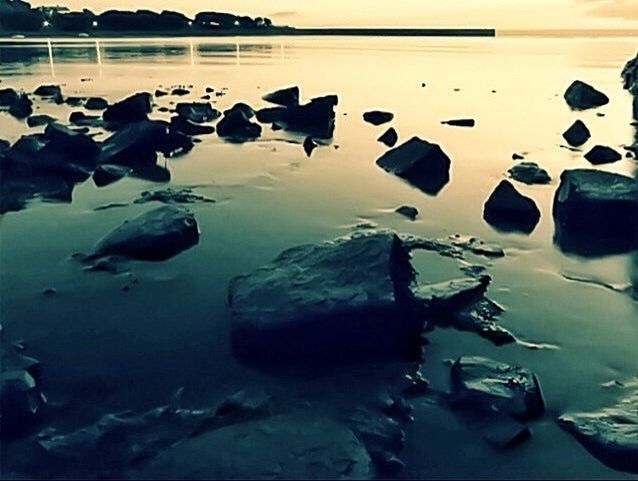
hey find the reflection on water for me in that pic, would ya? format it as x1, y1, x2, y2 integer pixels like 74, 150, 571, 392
1, 36, 637, 480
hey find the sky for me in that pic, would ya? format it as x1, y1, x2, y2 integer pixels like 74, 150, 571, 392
27, 0, 638, 29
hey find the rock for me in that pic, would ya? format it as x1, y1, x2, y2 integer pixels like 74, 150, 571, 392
262, 86, 300, 107
441, 118, 475, 127
26, 114, 57, 128
98, 120, 168, 166
363, 110, 394, 125
175, 102, 220, 123
0, 87, 19, 106
483, 180, 541, 233
103, 92, 152, 123
395, 205, 418, 220
558, 380, 638, 474
8, 93, 33, 119
93, 164, 130, 187
279, 95, 338, 138
482, 415, 531, 448
216, 103, 261, 140
347, 408, 406, 475
133, 188, 215, 205
65, 96, 85, 107
155, 89, 168, 97
508, 162, 551, 185
255, 106, 287, 124
621, 52, 638, 94
303, 136, 317, 157
562, 120, 590, 147
512, 153, 525, 160
376, 137, 451, 195
1, 345, 46, 438
33, 84, 62, 101
134, 413, 372, 480
170, 115, 215, 136
564, 80, 609, 110
450, 356, 545, 420
158, 131, 194, 158
69, 111, 104, 128
87, 205, 199, 262
171, 88, 190, 96
85, 97, 108, 110
43, 122, 101, 163
228, 231, 420, 362
584, 145, 622, 165
553, 169, 638, 251
378, 127, 398, 147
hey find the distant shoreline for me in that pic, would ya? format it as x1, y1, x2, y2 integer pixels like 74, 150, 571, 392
0, 27, 496, 43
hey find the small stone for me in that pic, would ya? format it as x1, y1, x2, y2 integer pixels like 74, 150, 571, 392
303, 137, 317, 157
584, 145, 622, 165
395, 205, 418, 220
562, 120, 591, 147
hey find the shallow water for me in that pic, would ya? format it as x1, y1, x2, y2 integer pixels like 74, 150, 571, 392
0, 35, 637, 478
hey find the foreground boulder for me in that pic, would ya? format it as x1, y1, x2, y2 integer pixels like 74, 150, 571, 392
134, 413, 372, 479
97, 120, 168, 166
450, 356, 545, 420
93, 164, 130, 187
564, 80, 609, 110
280, 95, 338, 138
376, 137, 451, 195
507, 162, 551, 185
562, 120, 590, 147
103, 92, 152, 123
262, 86, 300, 107
363, 110, 394, 126
229, 231, 420, 363
86, 205, 199, 262
483, 180, 541, 233
558, 380, 637, 474
413, 276, 515, 345
584, 145, 622, 165
553, 169, 638, 253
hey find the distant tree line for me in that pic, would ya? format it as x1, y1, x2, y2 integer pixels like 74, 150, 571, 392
0, 0, 277, 34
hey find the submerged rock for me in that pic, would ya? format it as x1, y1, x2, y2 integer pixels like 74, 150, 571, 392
33, 84, 62, 102
508, 162, 551, 185
553, 169, 638, 253
103, 92, 152, 123
450, 356, 545, 420
93, 164, 130, 187
85, 97, 109, 111
395, 205, 418, 220
558, 380, 638, 474
87, 205, 199, 262
441, 118, 475, 127
133, 188, 215, 205
262, 85, 300, 107
216, 103, 262, 141
229, 231, 420, 363
562, 120, 590, 147
378, 127, 398, 147
584, 145, 622, 165
564, 80, 609, 110
376, 136, 451, 195
363, 110, 394, 126
175, 102, 220, 123
483, 180, 541, 233
134, 413, 372, 480
279, 94, 338, 138
170, 115, 215, 136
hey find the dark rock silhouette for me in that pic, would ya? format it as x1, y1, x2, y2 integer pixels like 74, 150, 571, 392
85, 97, 108, 110
26, 114, 57, 127
33, 84, 62, 103
0, 87, 19, 106
584, 145, 622, 165
217, 103, 261, 140
559, 380, 638, 474
562, 120, 590, 147
303, 136, 317, 157
256, 106, 286, 123
229, 231, 420, 363
508, 162, 551, 185
8, 93, 33, 119
262, 86, 300, 107
621, 52, 638, 94
450, 356, 545, 420
279, 95, 338, 138
92, 164, 130, 187
69, 111, 104, 128
376, 136, 451, 196
483, 180, 540, 233
378, 127, 398, 147
98, 120, 168, 165
175, 102, 220, 123
564, 80, 609, 110
103, 92, 152, 124
395, 205, 418, 220
441, 118, 475, 127
363, 110, 394, 126
86, 205, 199, 262
170, 115, 215, 136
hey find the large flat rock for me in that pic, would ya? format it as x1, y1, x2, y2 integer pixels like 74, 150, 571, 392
559, 380, 638, 474
134, 413, 372, 480
228, 231, 419, 362
88, 205, 199, 261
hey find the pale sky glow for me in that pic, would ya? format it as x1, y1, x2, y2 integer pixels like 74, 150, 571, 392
26, 0, 638, 29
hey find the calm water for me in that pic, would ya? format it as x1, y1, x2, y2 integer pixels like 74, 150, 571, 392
1, 36, 637, 479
